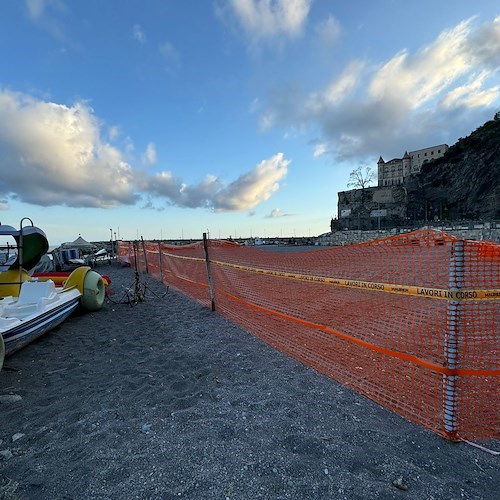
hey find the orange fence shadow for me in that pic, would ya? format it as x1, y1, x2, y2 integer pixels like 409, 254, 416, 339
118, 229, 499, 441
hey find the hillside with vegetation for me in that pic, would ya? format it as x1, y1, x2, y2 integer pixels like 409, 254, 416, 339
406, 113, 500, 221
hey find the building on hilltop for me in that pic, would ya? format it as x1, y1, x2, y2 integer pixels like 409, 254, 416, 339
378, 144, 448, 186
336, 143, 449, 229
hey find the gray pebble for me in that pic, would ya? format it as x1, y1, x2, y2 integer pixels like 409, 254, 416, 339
392, 477, 408, 491
12, 432, 25, 442
0, 394, 22, 403
141, 423, 152, 434
0, 449, 13, 460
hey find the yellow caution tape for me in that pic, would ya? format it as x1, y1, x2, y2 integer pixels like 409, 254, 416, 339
162, 252, 500, 301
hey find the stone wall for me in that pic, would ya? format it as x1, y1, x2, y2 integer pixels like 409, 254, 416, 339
318, 227, 500, 246
337, 185, 408, 230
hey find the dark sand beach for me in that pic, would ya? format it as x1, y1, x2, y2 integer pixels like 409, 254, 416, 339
1, 264, 498, 499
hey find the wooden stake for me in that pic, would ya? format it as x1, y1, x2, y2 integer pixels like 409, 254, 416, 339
203, 232, 216, 311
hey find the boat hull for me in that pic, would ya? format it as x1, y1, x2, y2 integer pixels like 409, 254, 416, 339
1, 290, 81, 357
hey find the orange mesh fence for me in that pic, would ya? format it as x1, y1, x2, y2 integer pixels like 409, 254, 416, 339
117, 229, 499, 441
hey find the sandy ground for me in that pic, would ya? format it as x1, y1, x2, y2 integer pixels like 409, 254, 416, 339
0, 264, 498, 500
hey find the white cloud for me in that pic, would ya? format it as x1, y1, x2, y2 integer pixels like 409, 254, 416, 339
323, 61, 364, 105
138, 171, 221, 209
441, 71, 500, 109
259, 110, 276, 130
25, 0, 67, 41
315, 14, 341, 46
469, 15, 500, 69
133, 24, 146, 45
159, 41, 180, 72
0, 199, 9, 210
26, 0, 47, 20
214, 153, 289, 210
0, 88, 291, 214
142, 142, 157, 166
369, 19, 474, 109
159, 41, 178, 59
222, 0, 312, 45
108, 125, 121, 141
26, 0, 64, 21
0, 89, 138, 208
142, 153, 289, 211
260, 15, 500, 160
265, 207, 294, 218
313, 143, 328, 158
249, 97, 260, 114
124, 136, 135, 154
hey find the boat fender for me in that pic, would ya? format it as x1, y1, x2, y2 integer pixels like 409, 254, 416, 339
80, 270, 105, 312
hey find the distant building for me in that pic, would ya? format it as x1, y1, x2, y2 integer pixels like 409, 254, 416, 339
378, 144, 448, 186
335, 143, 450, 230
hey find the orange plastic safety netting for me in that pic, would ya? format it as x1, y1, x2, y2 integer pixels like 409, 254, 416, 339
118, 229, 499, 441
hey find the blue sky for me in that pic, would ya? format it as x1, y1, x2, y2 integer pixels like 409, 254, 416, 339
0, 1, 499, 244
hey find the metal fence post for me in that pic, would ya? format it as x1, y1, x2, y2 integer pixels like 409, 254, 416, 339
443, 239, 464, 440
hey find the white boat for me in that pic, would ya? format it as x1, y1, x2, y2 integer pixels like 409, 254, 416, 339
1, 279, 81, 357
0, 218, 105, 369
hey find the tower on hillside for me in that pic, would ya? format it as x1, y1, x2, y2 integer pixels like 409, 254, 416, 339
402, 151, 411, 177
377, 156, 385, 186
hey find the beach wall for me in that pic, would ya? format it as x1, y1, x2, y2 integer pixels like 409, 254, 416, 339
318, 226, 500, 246
118, 229, 499, 441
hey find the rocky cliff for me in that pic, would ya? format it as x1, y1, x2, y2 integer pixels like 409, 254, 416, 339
406, 114, 500, 221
